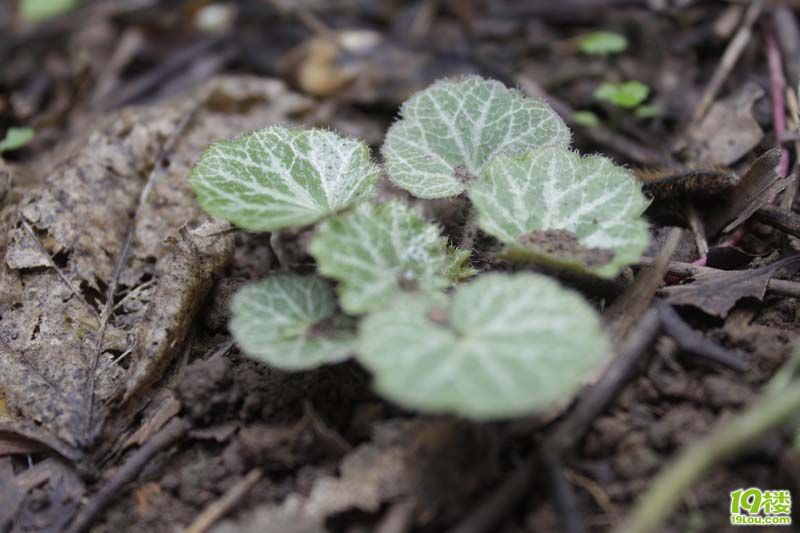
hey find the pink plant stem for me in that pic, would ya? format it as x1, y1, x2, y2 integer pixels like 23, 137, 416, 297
691, 29, 788, 268
767, 31, 790, 178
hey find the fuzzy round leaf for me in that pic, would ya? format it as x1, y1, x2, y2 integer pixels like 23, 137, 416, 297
382, 76, 571, 199
230, 274, 355, 370
310, 201, 470, 314
357, 273, 610, 419
469, 147, 650, 278
190, 126, 379, 231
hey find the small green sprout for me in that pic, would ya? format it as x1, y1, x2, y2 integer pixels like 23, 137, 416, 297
189, 75, 648, 419
579, 31, 628, 55
572, 110, 601, 128
634, 104, 662, 120
594, 80, 650, 109
0, 128, 34, 154
19, 0, 79, 22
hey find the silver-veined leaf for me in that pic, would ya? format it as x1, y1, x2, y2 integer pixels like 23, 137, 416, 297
190, 126, 379, 231
382, 76, 570, 199
309, 201, 470, 314
230, 274, 355, 370
357, 273, 611, 419
469, 146, 650, 278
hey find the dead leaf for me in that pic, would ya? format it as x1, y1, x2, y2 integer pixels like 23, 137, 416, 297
704, 148, 791, 236
685, 82, 764, 166
0, 76, 312, 462
213, 420, 418, 533
661, 255, 800, 317
122, 220, 234, 403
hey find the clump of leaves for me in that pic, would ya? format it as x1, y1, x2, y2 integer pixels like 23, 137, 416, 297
382, 76, 570, 198
579, 31, 628, 55
190, 75, 647, 419
358, 273, 610, 418
0, 127, 34, 155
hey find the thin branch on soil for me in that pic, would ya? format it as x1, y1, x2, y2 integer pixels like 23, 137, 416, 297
548, 307, 661, 453
655, 300, 746, 371
753, 204, 800, 239
84, 102, 201, 435
637, 257, 800, 298
688, 0, 763, 126
19, 218, 99, 317
112, 279, 156, 312
66, 417, 191, 533
184, 468, 263, 533
684, 205, 708, 258
543, 451, 583, 533
447, 456, 535, 533
616, 380, 800, 533
604, 228, 681, 344
565, 470, 613, 515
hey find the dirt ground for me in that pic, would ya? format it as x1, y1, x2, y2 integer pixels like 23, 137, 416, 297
2, 1, 800, 532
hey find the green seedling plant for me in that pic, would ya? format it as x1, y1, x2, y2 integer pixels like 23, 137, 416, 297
190, 75, 650, 419
594, 80, 650, 109
579, 31, 628, 56
0, 127, 34, 155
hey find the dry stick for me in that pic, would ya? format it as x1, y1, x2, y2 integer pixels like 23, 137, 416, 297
637, 257, 800, 299
604, 228, 682, 344
184, 469, 263, 533
542, 451, 583, 533
84, 103, 202, 435
548, 308, 662, 453
19, 218, 99, 317
448, 455, 535, 533
616, 381, 800, 533
655, 300, 746, 371
688, 0, 763, 126
66, 417, 191, 533
684, 205, 708, 258
449, 309, 662, 533
754, 204, 800, 238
